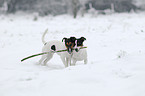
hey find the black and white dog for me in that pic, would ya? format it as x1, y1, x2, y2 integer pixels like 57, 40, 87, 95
39, 29, 76, 67
71, 37, 88, 65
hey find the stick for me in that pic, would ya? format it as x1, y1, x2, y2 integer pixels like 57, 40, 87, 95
21, 47, 87, 62
21, 49, 67, 62
21, 52, 48, 62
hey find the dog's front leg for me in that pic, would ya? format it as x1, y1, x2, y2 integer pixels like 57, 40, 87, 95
67, 55, 72, 66
69, 58, 71, 66
84, 58, 88, 64
71, 59, 77, 66
39, 54, 47, 65
69, 56, 71, 66
65, 58, 69, 67
66, 57, 72, 67
43, 54, 53, 66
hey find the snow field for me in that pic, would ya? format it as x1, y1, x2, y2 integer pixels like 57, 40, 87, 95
0, 12, 145, 96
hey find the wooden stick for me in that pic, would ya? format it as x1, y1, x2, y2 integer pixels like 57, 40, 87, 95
21, 47, 87, 62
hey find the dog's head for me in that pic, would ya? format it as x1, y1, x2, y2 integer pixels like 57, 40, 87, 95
62, 37, 76, 54
76, 37, 86, 47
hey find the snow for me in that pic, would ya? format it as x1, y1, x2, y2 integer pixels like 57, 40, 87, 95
0, 12, 145, 96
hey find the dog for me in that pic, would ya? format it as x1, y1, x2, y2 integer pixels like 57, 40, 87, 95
39, 29, 76, 67
71, 37, 88, 65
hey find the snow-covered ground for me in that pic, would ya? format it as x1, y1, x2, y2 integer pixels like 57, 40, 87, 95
0, 12, 145, 96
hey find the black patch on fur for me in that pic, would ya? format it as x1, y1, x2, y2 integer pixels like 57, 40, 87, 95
62, 37, 67, 42
77, 37, 86, 46
70, 37, 76, 42
51, 45, 56, 51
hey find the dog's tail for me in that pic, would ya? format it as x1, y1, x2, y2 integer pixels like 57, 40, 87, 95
42, 29, 48, 45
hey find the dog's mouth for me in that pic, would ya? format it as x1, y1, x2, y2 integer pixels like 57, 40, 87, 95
65, 42, 74, 54
67, 48, 73, 54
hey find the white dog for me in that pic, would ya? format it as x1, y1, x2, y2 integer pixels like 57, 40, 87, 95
71, 37, 88, 65
39, 29, 76, 67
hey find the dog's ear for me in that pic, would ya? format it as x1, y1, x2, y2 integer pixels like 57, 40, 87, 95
62, 37, 67, 42
80, 37, 86, 41
70, 37, 76, 42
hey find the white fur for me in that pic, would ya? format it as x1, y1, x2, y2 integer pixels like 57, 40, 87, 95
72, 48, 88, 65
71, 40, 88, 65
39, 29, 72, 67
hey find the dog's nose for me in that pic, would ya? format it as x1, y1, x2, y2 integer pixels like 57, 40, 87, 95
68, 48, 72, 54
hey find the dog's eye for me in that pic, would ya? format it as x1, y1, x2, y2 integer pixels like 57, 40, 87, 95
78, 42, 81, 44
77, 42, 82, 46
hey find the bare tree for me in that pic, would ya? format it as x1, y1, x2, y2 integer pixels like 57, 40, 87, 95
79, 0, 89, 17
3, 0, 140, 15
72, 0, 79, 18
7, 0, 17, 13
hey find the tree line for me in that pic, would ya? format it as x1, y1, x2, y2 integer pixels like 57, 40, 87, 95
0, 0, 143, 18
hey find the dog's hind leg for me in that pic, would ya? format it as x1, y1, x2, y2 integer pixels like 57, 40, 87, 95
60, 56, 67, 67
43, 54, 53, 66
39, 54, 47, 65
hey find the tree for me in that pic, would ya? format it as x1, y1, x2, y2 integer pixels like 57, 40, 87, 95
7, 0, 17, 13
72, 0, 79, 18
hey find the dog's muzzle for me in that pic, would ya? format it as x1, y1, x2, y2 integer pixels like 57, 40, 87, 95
67, 48, 73, 54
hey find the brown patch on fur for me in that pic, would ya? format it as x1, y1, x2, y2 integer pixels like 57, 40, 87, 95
71, 43, 74, 49
65, 42, 74, 49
